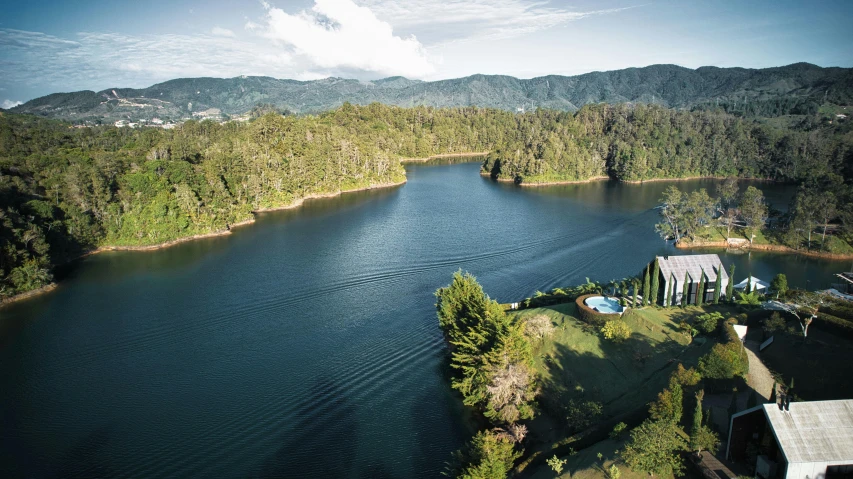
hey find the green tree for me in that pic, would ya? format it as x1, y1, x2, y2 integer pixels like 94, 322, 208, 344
664, 279, 672, 308
697, 268, 706, 306
726, 264, 735, 301
452, 430, 522, 479
770, 274, 788, 299
650, 258, 660, 306
642, 266, 651, 306
681, 272, 690, 307
621, 419, 686, 477
547, 455, 567, 476
740, 186, 768, 244
632, 278, 639, 307
713, 265, 723, 304
608, 464, 621, 479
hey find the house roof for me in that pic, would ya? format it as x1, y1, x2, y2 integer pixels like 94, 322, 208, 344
764, 400, 853, 464
733, 276, 770, 291
656, 254, 727, 282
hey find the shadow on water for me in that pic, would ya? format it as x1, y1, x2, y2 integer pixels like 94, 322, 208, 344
255, 377, 358, 479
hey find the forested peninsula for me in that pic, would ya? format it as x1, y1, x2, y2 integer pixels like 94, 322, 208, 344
1, 102, 852, 300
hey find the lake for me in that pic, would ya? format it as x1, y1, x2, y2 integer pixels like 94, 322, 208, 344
0, 161, 845, 478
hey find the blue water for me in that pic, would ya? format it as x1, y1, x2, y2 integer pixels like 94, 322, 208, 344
584, 296, 624, 314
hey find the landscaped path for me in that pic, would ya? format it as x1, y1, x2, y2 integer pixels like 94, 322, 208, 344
744, 340, 775, 401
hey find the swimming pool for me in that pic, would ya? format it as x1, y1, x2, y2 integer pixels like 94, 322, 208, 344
584, 296, 624, 314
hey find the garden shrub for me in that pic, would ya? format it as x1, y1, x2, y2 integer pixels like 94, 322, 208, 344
602, 320, 632, 342
699, 322, 748, 379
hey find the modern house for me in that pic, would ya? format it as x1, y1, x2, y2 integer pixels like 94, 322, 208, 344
726, 399, 853, 479
653, 254, 729, 306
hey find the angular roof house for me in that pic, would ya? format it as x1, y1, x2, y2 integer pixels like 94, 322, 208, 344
654, 254, 729, 306
727, 399, 853, 479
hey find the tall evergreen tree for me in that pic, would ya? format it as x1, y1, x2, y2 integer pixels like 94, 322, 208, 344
670, 275, 677, 307
664, 279, 672, 308
633, 278, 640, 307
692, 390, 705, 437
643, 266, 651, 306
697, 269, 706, 307
713, 264, 722, 304
650, 258, 660, 306
726, 264, 736, 301
682, 272, 690, 307
745, 277, 752, 294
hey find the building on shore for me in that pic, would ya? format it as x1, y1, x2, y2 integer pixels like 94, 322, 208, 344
726, 399, 853, 479
652, 254, 728, 306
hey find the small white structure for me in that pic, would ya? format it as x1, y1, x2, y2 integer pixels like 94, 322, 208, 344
727, 400, 853, 479
733, 276, 769, 293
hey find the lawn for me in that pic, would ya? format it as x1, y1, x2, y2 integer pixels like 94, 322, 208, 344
526, 436, 666, 479
512, 304, 719, 442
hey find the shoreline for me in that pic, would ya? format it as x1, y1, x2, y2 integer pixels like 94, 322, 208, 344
400, 151, 489, 163
0, 179, 407, 308
676, 240, 853, 260
480, 172, 612, 186
620, 175, 776, 184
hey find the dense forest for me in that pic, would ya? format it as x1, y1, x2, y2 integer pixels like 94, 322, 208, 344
1, 101, 852, 298
483, 103, 853, 183
0, 104, 505, 298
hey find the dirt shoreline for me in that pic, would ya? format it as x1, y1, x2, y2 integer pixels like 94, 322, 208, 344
676, 240, 853, 260
400, 151, 489, 163
0, 179, 407, 307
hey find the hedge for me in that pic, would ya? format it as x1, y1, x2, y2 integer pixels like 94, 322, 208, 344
814, 312, 853, 340
575, 294, 616, 328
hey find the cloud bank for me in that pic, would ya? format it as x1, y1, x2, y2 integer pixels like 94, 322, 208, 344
252, 0, 434, 78
2, 99, 22, 109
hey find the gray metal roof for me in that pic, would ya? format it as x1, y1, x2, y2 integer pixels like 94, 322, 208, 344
764, 400, 853, 463
656, 254, 727, 282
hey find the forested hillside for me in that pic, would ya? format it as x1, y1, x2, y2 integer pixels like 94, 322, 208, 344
484, 103, 853, 183
1, 102, 851, 299
10, 63, 853, 123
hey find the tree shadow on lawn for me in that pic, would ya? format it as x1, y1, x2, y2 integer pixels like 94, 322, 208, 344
536, 334, 689, 435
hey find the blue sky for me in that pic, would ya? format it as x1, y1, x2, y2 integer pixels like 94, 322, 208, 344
1, 0, 852, 105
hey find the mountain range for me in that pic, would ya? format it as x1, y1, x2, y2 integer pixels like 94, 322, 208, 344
9, 63, 853, 123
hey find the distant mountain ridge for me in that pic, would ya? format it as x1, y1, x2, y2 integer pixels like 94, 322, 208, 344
10, 63, 853, 122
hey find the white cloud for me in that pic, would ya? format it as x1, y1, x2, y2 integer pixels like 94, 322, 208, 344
2, 99, 22, 109
253, 0, 435, 78
211, 27, 236, 38
359, 0, 634, 43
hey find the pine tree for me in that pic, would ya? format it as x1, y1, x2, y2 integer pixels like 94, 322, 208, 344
746, 277, 752, 294
633, 278, 639, 307
650, 258, 660, 306
713, 265, 722, 304
669, 276, 675, 306
770, 381, 777, 404
726, 264, 735, 301
643, 266, 651, 306
682, 272, 690, 307
664, 279, 672, 307
697, 268, 706, 307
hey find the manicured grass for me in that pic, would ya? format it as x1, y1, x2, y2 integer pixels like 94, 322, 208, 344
513, 304, 717, 426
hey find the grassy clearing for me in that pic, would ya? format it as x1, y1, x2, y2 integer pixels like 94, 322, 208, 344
513, 304, 720, 442
526, 436, 675, 479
